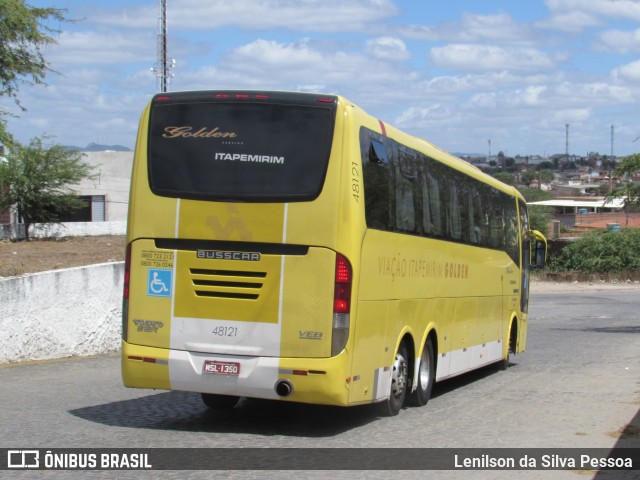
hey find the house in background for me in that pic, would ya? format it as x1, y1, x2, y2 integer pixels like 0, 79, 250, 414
0, 149, 133, 239
529, 197, 640, 234
67, 151, 133, 223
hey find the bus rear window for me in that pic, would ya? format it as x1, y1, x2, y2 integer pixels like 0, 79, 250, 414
148, 95, 336, 202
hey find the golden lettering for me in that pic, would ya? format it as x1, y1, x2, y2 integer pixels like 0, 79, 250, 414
162, 126, 238, 139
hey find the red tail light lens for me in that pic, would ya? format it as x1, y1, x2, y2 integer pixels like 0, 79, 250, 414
123, 243, 132, 300
334, 254, 352, 314
122, 243, 132, 341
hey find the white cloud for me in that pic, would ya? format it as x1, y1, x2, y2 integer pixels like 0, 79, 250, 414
94, 0, 398, 32
597, 28, 640, 53
458, 12, 531, 42
613, 60, 640, 82
396, 104, 447, 125
404, 12, 532, 43
534, 11, 601, 32
429, 44, 555, 72
538, 0, 640, 32
51, 31, 155, 66
176, 38, 418, 94
545, 0, 640, 22
552, 108, 591, 123
365, 37, 411, 61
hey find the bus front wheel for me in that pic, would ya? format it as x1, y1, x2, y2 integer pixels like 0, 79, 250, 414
501, 323, 516, 370
378, 343, 409, 416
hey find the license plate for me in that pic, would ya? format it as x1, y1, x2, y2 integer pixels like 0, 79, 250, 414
203, 360, 240, 376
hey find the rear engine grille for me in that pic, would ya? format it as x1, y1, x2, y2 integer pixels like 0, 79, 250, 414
190, 268, 266, 300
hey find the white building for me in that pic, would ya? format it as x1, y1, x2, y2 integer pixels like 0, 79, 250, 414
0, 150, 133, 239
73, 151, 133, 222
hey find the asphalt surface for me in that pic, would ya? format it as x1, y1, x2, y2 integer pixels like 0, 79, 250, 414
0, 289, 638, 479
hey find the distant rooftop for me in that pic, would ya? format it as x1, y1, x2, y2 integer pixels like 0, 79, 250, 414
529, 198, 625, 209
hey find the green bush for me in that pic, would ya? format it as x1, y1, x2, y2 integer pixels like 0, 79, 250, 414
551, 229, 640, 273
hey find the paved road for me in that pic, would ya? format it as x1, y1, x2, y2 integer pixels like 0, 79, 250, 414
1, 290, 638, 479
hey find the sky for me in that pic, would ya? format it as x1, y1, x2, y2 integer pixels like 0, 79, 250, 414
2, 0, 640, 157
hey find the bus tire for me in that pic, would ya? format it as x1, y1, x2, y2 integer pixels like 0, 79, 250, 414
201, 393, 240, 410
409, 338, 435, 407
501, 323, 516, 371
377, 343, 409, 416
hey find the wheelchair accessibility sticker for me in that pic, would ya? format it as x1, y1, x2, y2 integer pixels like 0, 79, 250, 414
147, 268, 172, 297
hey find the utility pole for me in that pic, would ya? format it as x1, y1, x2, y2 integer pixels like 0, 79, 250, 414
611, 125, 614, 158
565, 124, 569, 163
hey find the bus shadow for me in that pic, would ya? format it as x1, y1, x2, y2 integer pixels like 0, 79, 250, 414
430, 360, 512, 400
551, 325, 640, 334
69, 361, 509, 436
593, 405, 640, 478
69, 391, 377, 437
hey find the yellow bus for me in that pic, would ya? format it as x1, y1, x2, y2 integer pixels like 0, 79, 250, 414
122, 90, 546, 415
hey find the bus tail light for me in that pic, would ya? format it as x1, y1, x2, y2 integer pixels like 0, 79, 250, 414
122, 243, 132, 341
332, 254, 351, 356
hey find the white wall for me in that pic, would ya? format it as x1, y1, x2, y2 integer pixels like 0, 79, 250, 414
0, 262, 124, 363
0, 221, 126, 240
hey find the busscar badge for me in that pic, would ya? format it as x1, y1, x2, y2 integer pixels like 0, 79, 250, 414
196, 250, 260, 261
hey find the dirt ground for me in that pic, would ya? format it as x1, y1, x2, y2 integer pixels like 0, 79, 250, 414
0, 236, 125, 277
1, 236, 640, 293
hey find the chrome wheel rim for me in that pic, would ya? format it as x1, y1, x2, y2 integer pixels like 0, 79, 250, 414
391, 352, 408, 397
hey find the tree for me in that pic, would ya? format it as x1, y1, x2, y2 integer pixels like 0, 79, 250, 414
520, 188, 553, 236
0, 1, 67, 143
0, 137, 96, 240
522, 170, 537, 187
492, 171, 515, 185
608, 153, 640, 212
538, 169, 555, 185
537, 161, 554, 171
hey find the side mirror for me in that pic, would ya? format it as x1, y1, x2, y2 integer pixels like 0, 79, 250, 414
530, 230, 547, 269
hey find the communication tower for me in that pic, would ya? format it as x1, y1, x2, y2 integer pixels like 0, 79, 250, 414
152, 0, 174, 92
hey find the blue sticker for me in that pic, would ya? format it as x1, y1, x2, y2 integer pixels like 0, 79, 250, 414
147, 268, 172, 297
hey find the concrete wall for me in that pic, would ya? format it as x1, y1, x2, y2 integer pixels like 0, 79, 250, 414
0, 262, 124, 363
0, 221, 126, 240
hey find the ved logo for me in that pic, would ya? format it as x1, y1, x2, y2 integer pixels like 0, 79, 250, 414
299, 330, 323, 340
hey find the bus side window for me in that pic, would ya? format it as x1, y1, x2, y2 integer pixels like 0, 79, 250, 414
447, 184, 462, 240
489, 208, 503, 249
457, 176, 471, 244
421, 167, 432, 236
394, 148, 417, 233
369, 138, 388, 165
479, 186, 491, 246
361, 132, 391, 231
427, 172, 443, 237
469, 185, 481, 244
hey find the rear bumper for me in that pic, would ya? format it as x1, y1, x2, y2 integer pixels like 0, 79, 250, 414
122, 341, 350, 406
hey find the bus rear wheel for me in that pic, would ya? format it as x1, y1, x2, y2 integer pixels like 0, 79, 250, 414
377, 343, 409, 416
201, 393, 240, 410
409, 338, 435, 407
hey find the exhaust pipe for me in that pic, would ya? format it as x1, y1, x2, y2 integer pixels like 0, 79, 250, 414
275, 380, 294, 397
